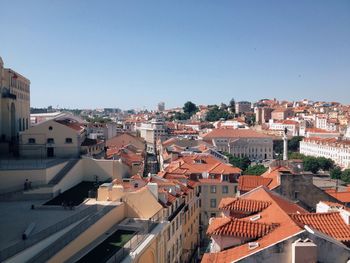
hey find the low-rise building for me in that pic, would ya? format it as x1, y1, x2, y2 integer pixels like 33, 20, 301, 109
202, 187, 350, 263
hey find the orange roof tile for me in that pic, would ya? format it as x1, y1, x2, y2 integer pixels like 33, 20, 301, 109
290, 212, 350, 242
207, 217, 278, 239
238, 175, 273, 192
325, 189, 350, 203
219, 197, 271, 214
202, 186, 307, 263
203, 128, 271, 140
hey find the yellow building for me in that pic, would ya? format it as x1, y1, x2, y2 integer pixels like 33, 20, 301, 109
0, 56, 30, 152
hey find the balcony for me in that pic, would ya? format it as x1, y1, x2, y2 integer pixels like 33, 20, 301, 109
2, 92, 16, 100
168, 201, 185, 221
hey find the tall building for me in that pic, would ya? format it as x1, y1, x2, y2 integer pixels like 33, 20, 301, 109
235, 101, 251, 114
0, 56, 30, 144
157, 101, 165, 112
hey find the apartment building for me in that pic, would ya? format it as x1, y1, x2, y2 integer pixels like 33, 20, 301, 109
0, 56, 30, 144
202, 129, 273, 160
267, 119, 299, 136
300, 137, 350, 168
255, 106, 274, 124
235, 101, 251, 114
139, 118, 168, 154
271, 107, 294, 120
202, 187, 350, 262
159, 154, 241, 240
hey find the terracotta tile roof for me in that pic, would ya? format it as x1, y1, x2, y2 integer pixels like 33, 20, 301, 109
290, 212, 350, 242
207, 217, 278, 239
203, 128, 271, 140
325, 189, 350, 203
202, 186, 307, 263
165, 154, 241, 175
261, 166, 291, 189
55, 119, 85, 132
238, 175, 273, 192
219, 197, 271, 214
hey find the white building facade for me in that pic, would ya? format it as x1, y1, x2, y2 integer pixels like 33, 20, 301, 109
300, 138, 350, 168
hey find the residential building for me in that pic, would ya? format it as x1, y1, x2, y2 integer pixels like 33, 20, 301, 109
255, 107, 274, 124
300, 137, 350, 168
235, 101, 251, 114
267, 119, 299, 136
139, 118, 168, 154
202, 186, 350, 263
158, 154, 241, 239
19, 117, 87, 158
202, 129, 273, 160
271, 108, 294, 120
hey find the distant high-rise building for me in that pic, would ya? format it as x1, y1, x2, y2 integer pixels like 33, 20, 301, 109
157, 102, 165, 112
0, 56, 30, 143
235, 101, 251, 114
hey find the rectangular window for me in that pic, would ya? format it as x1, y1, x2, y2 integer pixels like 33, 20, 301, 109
28, 138, 36, 144
210, 212, 216, 218
222, 185, 229, 194
210, 198, 216, 208
65, 138, 73, 143
210, 185, 216, 193
47, 138, 54, 144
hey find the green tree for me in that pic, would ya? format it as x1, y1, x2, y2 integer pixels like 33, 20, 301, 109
341, 169, 350, 183
304, 157, 321, 174
229, 98, 236, 114
183, 101, 198, 116
330, 166, 342, 180
243, 165, 268, 175
205, 105, 229, 122
288, 136, 304, 152
223, 153, 251, 171
288, 152, 306, 160
317, 157, 334, 171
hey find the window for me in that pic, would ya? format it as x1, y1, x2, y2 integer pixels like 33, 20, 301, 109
222, 185, 229, 194
294, 191, 299, 200
48, 126, 53, 130
222, 175, 229, 181
210, 212, 216, 218
47, 138, 54, 144
65, 138, 73, 143
210, 185, 216, 193
28, 138, 36, 144
210, 198, 216, 208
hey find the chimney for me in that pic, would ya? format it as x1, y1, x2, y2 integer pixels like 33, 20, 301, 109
292, 238, 317, 263
147, 182, 158, 200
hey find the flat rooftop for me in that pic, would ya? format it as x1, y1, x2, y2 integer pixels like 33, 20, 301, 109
0, 200, 92, 251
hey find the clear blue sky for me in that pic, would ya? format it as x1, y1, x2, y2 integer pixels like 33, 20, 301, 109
0, 0, 349, 110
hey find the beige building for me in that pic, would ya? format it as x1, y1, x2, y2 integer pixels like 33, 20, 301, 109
0, 56, 30, 149
139, 118, 167, 154
19, 116, 103, 158
202, 129, 273, 160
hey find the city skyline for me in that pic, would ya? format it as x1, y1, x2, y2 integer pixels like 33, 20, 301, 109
1, 0, 349, 109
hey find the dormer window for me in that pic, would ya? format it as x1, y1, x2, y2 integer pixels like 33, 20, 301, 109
248, 242, 259, 250
250, 214, 261, 221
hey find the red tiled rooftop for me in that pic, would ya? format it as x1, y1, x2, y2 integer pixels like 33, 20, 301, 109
290, 212, 350, 242
218, 197, 271, 213
202, 128, 271, 139
207, 217, 278, 239
238, 175, 273, 192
